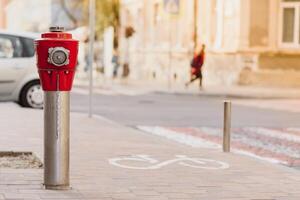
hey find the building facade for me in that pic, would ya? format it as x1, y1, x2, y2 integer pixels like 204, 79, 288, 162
0, 0, 8, 29
0, 0, 84, 32
119, 0, 300, 87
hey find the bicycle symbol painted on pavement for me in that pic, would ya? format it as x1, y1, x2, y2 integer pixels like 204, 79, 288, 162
108, 155, 230, 170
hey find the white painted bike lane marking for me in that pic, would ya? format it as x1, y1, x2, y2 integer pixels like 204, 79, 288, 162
108, 155, 230, 170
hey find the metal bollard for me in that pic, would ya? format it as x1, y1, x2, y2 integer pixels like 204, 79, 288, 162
35, 27, 78, 190
223, 101, 231, 152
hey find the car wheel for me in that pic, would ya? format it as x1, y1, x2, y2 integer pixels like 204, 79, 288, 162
19, 80, 43, 109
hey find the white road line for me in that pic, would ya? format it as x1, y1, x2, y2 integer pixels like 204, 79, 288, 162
244, 127, 300, 143
198, 127, 300, 158
72, 87, 118, 95
115, 89, 146, 96
286, 128, 300, 132
72, 87, 145, 96
136, 126, 297, 166
137, 126, 220, 149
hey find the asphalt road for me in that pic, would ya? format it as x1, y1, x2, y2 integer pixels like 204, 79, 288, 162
70, 92, 300, 128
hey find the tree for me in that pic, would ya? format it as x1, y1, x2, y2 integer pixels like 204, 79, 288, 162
58, 0, 83, 29
60, 0, 78, 28
59, 0, 120, 46
82, 0, 120, 47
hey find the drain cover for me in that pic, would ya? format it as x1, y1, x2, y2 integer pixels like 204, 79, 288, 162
0, 151, 43, 169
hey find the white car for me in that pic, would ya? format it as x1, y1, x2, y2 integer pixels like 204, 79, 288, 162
0, 30, 43, 108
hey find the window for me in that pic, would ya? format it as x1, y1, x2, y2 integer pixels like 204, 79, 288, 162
0, 37, 14, 58
0, 35, 23, 58
282, 7, 295, 43
21, 37, 35, 57
154, 3, 160, 25
280, 0, 300, 47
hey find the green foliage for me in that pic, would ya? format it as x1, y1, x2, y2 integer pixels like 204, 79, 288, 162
82, 0, 120, 39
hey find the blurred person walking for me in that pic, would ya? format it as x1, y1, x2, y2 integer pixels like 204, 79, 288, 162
122, 26, 135, 78
112, 49, 120, 78
185, 44, 205, 89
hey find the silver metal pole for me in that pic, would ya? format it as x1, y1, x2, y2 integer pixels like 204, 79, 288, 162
44, 91, 70, 190
88, 0, 95, 118
168, 14, 172, 90
223, 101, 231, 152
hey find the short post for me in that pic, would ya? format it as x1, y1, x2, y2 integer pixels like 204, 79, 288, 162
223, 101, 231, 152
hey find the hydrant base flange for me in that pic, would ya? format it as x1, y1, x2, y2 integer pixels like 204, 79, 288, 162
44, 185, 70, 190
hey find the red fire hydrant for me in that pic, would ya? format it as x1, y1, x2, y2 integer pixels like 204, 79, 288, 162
35, 26, 78, 190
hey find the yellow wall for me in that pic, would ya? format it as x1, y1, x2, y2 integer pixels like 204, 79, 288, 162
249, 0, 270, 47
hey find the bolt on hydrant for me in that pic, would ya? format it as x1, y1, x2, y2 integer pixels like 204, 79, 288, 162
35, 27, 78, 190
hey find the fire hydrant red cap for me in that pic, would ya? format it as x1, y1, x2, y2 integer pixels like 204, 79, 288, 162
35, 26, 79, 91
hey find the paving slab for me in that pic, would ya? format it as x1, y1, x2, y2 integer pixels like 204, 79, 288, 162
0, 103, 300, 199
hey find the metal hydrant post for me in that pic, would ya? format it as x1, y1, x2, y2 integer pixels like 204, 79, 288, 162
35, 27, 78, 190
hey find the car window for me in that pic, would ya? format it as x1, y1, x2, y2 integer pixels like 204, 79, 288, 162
0, 37, 13, 58
0, 35, 23, 58
21, 37, 35, 57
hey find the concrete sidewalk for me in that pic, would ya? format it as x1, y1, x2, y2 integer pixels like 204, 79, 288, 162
74, 76, 300, 99
0, 103, 300, 199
